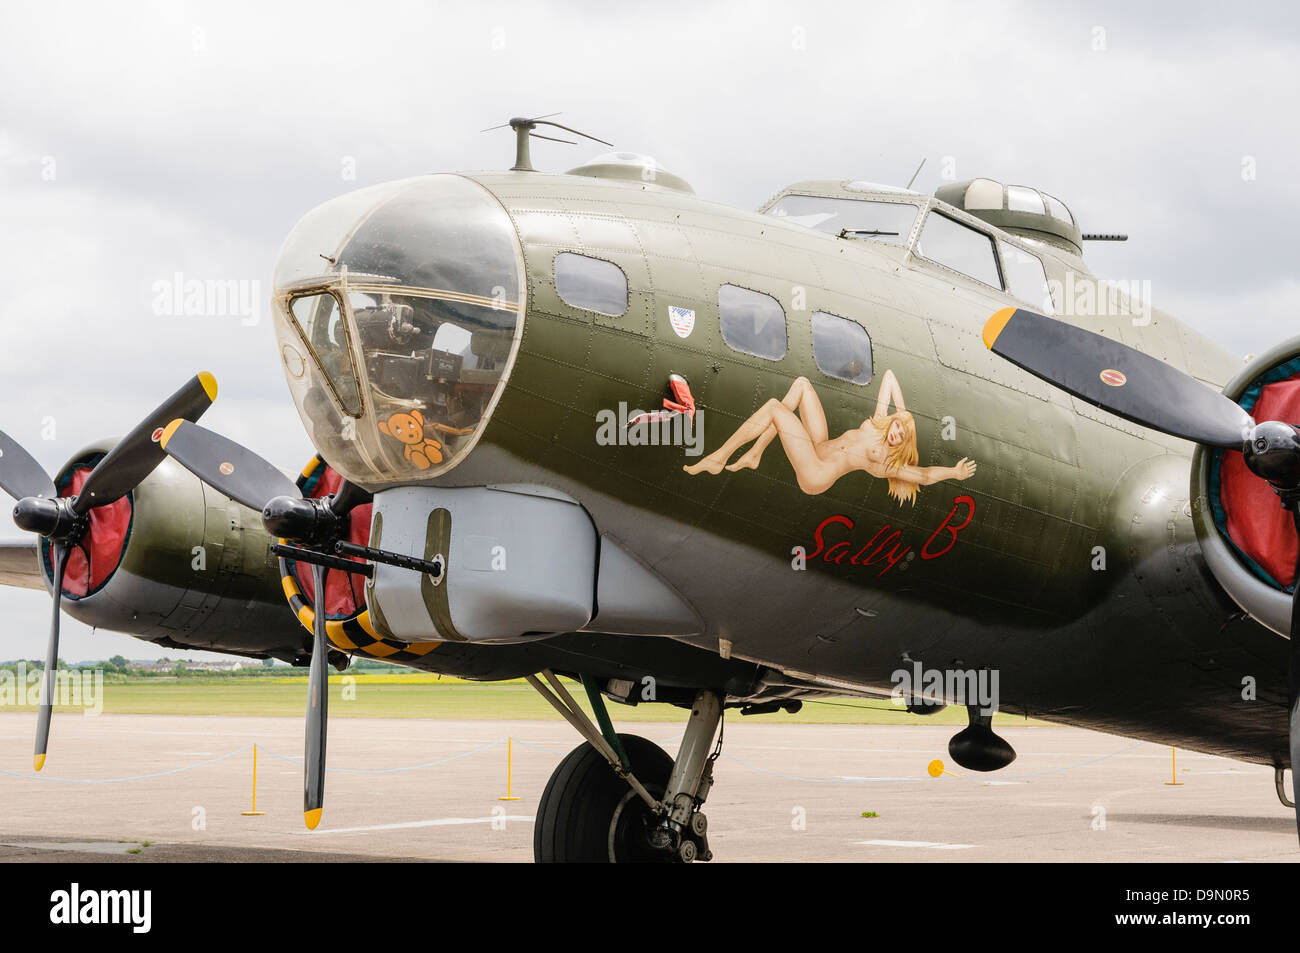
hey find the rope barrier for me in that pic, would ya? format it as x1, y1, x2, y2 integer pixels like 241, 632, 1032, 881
0, 738, 507, 784
257, 738, 505, 774
0, 733, 1149, 786
0, 744, 255, 784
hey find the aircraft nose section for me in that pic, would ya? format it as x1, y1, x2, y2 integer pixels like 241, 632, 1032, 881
271, 174, 524, 488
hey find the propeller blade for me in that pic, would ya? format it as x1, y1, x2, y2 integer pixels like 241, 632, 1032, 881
70, 372, 218, 515
303, 561, 329, 830
0, 432, 55, 502
159, 419, 299, 512
1290, 509, 1300, 839
983, 308, 1252, 449
34, 542, 68, 771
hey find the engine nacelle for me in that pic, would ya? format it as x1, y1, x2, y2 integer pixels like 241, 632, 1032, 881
1192, 337, 1300, 637
38, 442, 305, 659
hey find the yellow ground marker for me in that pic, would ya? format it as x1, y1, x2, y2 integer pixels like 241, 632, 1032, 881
499, 737, 521, 801
928, 759, 960, 779
1164, 747, 1184, 786
241, 744, 267, 816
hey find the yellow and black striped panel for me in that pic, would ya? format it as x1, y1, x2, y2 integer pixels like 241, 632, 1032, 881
275, 454, 441, 665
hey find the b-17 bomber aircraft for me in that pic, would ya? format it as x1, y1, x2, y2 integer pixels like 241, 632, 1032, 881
3, 116, 1299, 863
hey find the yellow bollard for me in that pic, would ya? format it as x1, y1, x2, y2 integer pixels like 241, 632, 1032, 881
1163, 746, 1184, 786
499, 737, 521, 801
241, 744, 268, 815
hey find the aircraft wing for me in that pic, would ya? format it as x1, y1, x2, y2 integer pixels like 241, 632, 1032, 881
0, 538, 43, 590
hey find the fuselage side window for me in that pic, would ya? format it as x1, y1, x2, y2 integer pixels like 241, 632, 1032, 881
916, 212, 1002, 289
554, 252, 628, 317
811, 311, 873, 385
718, 284, 787, 361
998, 240, 1054, 314
765, 195, 919, 245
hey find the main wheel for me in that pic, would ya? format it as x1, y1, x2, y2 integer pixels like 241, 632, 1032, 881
534, 733, 673, 863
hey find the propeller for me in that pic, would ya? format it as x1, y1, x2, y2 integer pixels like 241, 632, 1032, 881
304, 560, 329, 830
0, 372, 218, 770
983, 306, 1300, 837
158, 418, 369, 828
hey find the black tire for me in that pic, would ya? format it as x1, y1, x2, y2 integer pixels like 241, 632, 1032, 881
534, 733, 673, 863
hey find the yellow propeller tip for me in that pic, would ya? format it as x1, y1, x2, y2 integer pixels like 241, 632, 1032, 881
158, 418, 185, 450
197, 371, 218, 402
982, 307, 1017, 350
304, 808, 323, 830
33, 754, 45, 771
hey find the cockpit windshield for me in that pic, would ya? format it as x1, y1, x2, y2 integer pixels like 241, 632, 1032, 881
272, 174, 524, 487
766, 195, 919, 244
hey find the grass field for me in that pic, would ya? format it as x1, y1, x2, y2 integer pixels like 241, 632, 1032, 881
2, 674, 1042, 726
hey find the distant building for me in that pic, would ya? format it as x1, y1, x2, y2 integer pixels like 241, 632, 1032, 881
125, 659, 244, 673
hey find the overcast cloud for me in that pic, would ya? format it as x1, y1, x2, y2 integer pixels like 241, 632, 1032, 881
0, 0, 1296, 660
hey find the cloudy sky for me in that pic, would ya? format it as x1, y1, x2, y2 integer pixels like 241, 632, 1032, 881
0, 0, 1296, 660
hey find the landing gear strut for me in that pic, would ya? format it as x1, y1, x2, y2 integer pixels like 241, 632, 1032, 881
648, 689, 721, 863
528, 670, 723, 863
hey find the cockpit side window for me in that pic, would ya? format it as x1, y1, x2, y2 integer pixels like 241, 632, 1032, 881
766, 195, 919, 244
998, 240, 1054, 313
916, 212, 1001, 289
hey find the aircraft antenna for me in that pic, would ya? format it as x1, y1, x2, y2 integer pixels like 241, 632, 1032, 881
1082, 233, 1129, 242
905, 157, 926, 190
481, 113, 613, 172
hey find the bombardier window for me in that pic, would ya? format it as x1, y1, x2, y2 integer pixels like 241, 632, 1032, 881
346, 288, 514, 430
999, 241, 1054, 313
766, 195, 918, 245
916, 213, 1001, 289
289, 293, 363, 415
811, 311, 873, 384
719, 285, 787, 360
271, 173, 523, 486
555, 252, 628, 316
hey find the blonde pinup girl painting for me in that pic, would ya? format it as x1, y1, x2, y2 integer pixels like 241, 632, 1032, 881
683, 370, 976, 505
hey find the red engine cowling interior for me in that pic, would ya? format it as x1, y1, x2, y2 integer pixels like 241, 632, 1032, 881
46, 462, 133, 598
288, 463, 372, 618
1217, 373, 1300, 589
